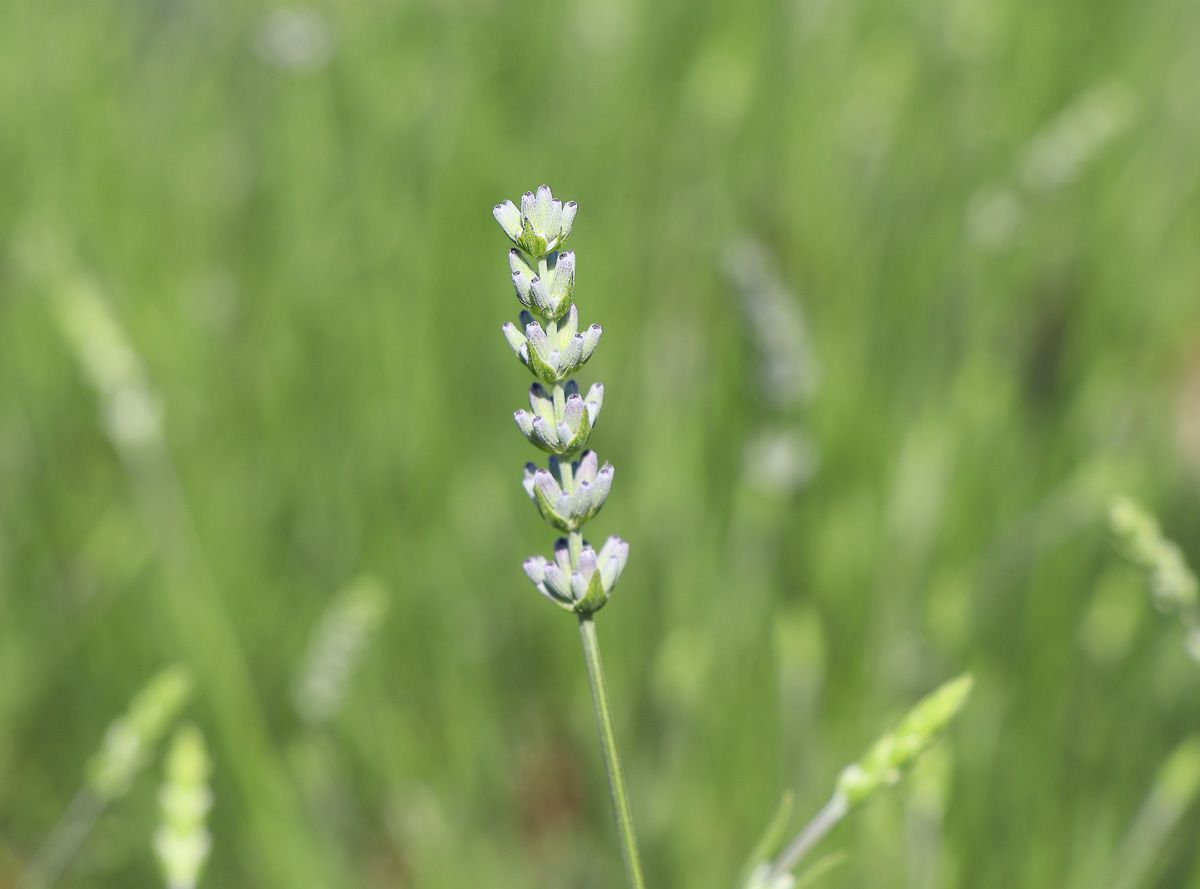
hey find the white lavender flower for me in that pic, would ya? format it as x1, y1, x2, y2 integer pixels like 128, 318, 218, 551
494, 184, 578, 256
524, 535, 630, 614
522, 450, 615, 532
514, 380, 604, 456
493, 186, 645, 886
510, 249, 576, 320
501, 306, 603, 384
495, 185, 628, 618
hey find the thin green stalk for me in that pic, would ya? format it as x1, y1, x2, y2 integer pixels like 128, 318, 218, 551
763, 794, 847, 885
578, 614, 647, 889
22, 790, 105, 889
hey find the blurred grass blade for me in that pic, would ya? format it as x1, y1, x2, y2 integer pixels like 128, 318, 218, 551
23, 666, 191, 889
1110, 737, 1200, 889
738, 790, 794, 887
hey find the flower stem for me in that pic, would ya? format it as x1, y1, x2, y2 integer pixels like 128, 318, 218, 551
577, 614, 647, 889
763, 793, 848, 885
21, 789, 106, 889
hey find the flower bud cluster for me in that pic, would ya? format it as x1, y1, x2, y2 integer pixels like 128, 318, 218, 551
1109, 498, 1199, 614
87, 666, 193, 801
1109, 497, 1200, 659
835, 674, 973, 807
494, 185, 627, 614
154, 725, 213, 889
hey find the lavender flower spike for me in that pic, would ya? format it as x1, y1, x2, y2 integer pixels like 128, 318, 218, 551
492, 185, 645, 889
493, 186, 624, 584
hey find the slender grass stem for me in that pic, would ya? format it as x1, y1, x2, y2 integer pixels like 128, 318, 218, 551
577, 614, 647, 889
763, 794, 848, 885
21, 789, 105, 889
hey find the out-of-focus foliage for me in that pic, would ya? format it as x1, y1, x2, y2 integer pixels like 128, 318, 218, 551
154, 725, 213, 889
1, 0, 1199, 887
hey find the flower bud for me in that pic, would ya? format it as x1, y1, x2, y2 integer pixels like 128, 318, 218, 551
835, 674, 973, 808
513, 381, 604, 456
501, 306, 602, 384
493, 184, 577, 256
523, 535, 630, 613
509, 249, 535, 309
521, 451, 614, 532
526, 251, 576, 320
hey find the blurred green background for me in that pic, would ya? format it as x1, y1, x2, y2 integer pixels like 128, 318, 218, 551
3, 0, 1200, 886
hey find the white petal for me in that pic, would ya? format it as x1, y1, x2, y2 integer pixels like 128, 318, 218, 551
570, 572, 589, 602
523, 556, 548, 584
577, 547, 597, 576
559, 201, 577, 241
493, 201, 522, 241
560, 303, 580, 340
531, 415, 559, 449
529, 276, 554, 315
584, 383, 604, 424
576, 450, 599, 484
597, 536, 620, 565
519, 191, 536, 226
524, 321, 550, 360
529, 383, 554, 423
593, 464, 614, 506
501, 322, 527, 355
562, 394, 584, 433
553, 538, 572, 574
532, 184, 554, 235
580, 324, 602, 361
543, 565, 573, 601
509, 250, 534, 306
598, 537, 628, 591
550, 251, 575, 302
534, 469, 561, 503
547, 200, 563, 246
558, 334, 584, 374
571, 480, 594, 519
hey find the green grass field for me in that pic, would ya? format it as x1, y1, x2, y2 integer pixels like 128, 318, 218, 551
2, 0, 1200, 886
